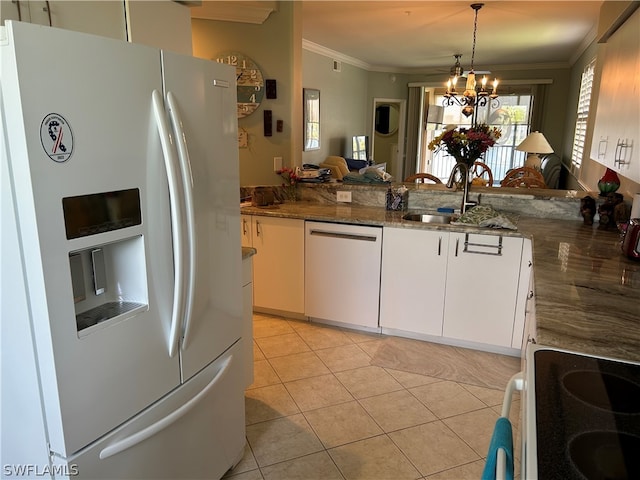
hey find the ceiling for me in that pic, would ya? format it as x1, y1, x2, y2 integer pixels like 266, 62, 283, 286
191, 1, 604, 74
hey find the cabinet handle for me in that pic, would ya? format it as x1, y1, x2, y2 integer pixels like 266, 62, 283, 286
527, 290, 534, 299
614, 138, 631, 166
598, 137, 608, 158
528, 260, 532, 268
438, 236, 442, 256
309, 229, 377, 242
256, 221, 261, 237
463, 234, 503, 256
242, 218, 248, 235
455, 238, 459, 257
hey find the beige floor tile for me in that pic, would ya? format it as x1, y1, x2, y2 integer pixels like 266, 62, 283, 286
425, 459, 486, 479
285, 374, 354, 411
335, 365, 403, 399
389, 421, 480, 477
385, 368, 442, 388
409, 380, 486, 418
342, 329, 383, 344
443, 407, 500, 456
295, 326, 354, 350
461, 383, 506, 407
253, 341, 265, 361
261, 451, 344, 480
359, 389, 437, 432
268, 351, 331, 382
223, 469, 264, 480
304, 401, 383, 448
253, 315, 296, 338
255, 333, 310, 359
245, 384, 300, 425
315, 344, 372, 372
222, 443, 258, 478
246, 413, 324, 467
354, 338, 385, 357
248, 359, 281, 389
329, 434, 421, 480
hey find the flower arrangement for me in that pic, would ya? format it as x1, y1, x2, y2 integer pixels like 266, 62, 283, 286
276, 167, 299, 201
428, 123, 501, 166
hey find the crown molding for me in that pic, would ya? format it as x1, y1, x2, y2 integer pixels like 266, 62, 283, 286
302, 39, 371, 70
190, 1, 275, 24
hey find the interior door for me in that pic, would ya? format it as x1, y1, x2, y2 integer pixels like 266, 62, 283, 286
160, 51, 242, 382
2, 22, 180, 456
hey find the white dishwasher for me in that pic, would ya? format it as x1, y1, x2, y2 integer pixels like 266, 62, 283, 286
304, 221, 382, 330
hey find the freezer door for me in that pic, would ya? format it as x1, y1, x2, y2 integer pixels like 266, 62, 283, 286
1, 22, 179, 456
62, 341, 246, 479
160, 51, 243, 382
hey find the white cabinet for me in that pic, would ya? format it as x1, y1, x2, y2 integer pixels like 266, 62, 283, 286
0, 1, 127, 40
305, 221, 382, 330
512, 238, 533, 349
443, 233, 524, 348
242, 215, 305, 316
242, 252, 254, 388
590, 8, 640, 181
380, 227, 449, 336
0, 1, 193, 54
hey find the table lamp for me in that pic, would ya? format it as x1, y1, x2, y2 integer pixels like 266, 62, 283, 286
516, 132, 553, 170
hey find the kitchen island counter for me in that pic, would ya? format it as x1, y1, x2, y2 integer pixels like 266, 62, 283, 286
241, 202, 640, 363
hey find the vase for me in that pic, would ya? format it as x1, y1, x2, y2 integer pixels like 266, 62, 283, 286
284, 184, 298, 202
597, 168, 620, 196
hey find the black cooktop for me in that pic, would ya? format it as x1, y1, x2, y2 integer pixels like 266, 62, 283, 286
535, 350, 640, 480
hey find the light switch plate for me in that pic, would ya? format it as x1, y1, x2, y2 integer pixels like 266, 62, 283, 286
274, 156, 283, 172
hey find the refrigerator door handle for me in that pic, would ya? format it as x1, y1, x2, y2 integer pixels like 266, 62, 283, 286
151, 89, 184, 358
166, 91, 196, 349
99, 354, 233, 460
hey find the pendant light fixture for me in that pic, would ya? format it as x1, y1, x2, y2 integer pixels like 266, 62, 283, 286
443, 3, 499, 120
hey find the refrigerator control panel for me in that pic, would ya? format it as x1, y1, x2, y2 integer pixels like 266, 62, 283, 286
62, 188, 142, 239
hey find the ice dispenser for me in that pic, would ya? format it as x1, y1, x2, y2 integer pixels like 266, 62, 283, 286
64, 189, 149, 335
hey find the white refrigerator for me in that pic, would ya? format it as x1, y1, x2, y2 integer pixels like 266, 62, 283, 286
1, 21, 245, 479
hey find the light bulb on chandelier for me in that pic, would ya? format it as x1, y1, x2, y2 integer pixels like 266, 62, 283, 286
443, 3, 500, 120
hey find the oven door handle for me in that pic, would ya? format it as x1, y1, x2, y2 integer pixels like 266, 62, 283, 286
498, 372, 524, 480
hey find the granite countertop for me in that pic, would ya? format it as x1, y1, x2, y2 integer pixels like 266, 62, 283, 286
241, 202, 640, 363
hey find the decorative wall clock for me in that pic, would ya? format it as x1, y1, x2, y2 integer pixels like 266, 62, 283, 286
215, 52, 265, 119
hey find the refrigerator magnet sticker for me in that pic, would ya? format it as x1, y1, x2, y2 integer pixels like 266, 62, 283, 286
40, 113, 74, 163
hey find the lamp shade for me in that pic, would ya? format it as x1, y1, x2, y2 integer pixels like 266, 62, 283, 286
516, 131, 553, 154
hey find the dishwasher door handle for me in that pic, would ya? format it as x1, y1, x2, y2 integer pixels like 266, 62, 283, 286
309, 229, 378, 242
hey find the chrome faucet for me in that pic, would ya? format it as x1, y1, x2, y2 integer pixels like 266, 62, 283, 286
446, 162, 477, 214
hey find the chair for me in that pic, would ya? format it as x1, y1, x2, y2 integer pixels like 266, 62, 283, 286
541, 154, 561, 189
470, 161, 494, 187
500, 166, 547, 188
404, 173, 443, 184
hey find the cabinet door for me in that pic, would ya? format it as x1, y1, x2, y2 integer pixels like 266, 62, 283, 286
591, 8, 640, 181
443, 233, 523, 348
251, 216, 304, 314
380, 228, 448, 336
0, 1, 128, 40
305, 222, 382, 329
240, 215, 252, 248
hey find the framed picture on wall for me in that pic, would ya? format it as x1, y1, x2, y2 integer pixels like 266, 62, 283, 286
303, 88, 320, 151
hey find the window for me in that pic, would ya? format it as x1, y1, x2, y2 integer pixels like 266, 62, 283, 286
430, 89, 533, 184
570, 59, 596, 171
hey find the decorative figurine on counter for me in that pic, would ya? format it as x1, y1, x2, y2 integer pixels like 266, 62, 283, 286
580, 195, 596, 225
598, 192, 625, 229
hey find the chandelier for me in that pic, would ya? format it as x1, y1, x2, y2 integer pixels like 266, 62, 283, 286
443, 3, 499, 119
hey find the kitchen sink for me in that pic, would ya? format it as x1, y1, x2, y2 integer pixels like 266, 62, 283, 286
402, 213, 453, 224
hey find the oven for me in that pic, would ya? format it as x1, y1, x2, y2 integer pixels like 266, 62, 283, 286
518, 343, 640, 480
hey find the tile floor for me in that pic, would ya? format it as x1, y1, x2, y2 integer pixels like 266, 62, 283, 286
224, 314, 521, 480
